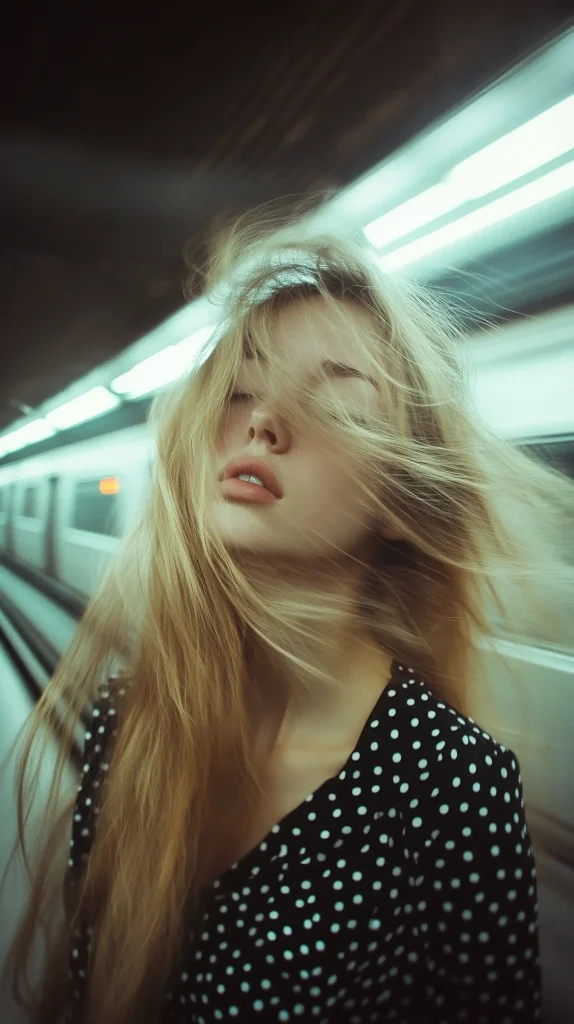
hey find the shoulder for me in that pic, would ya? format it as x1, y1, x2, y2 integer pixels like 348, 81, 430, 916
384, 666, 525, 845
78, 673, 133, 784
82, 673, 129, 761
66, 675, 128, 885
385, 663, 519, 774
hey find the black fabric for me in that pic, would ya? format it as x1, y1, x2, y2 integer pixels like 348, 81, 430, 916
66, 661, 541, 1023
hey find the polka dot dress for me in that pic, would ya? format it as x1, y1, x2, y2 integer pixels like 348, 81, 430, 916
66, 662, 541, 1022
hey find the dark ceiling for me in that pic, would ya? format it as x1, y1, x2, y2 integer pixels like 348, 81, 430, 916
0, 0, 572, 434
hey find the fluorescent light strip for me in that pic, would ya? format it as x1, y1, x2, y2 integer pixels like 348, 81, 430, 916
112, 325, 215, 400
0, 329, 215, 456
379, 158, 574, 272
448, 94, 574, 201
0, 419, 55, 455
364, 183, 463, 249
365, 94, 574, 250
44, 386, 120, 430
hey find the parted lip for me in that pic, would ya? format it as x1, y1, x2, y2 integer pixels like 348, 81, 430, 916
219, 457, 283, 498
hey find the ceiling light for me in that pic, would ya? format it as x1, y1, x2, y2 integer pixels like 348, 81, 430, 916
111, 325, 215, 400
364, 95, 574, 251
448, 94, 574, 201
44, 386, 120, 430
364, 183, 463, 249
0, 419, 55, 455
379, 158, 574, 271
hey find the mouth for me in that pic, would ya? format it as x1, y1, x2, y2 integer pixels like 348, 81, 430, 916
219, 459, 283, 501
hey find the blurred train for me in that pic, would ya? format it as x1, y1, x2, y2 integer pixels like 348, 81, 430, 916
0, 423, 153, 599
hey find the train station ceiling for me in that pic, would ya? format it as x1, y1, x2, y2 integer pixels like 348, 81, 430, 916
0, 0, 572, 435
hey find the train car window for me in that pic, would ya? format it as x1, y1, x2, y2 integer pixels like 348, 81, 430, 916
523, 437, 574, 482
21, 485, 39, 519
522, 438, 574, 564
72, 478, 120, 536
487, 436, 574, 654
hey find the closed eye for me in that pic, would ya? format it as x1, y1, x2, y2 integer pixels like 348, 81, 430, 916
229, 392, 254, 403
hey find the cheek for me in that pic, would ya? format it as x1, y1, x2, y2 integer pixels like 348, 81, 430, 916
215, 408, 247, 454
297, 454, 368, 522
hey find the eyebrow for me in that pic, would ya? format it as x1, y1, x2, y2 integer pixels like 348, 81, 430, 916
243, 353, 378, 390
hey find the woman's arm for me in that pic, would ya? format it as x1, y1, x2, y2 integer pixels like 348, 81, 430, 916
64, 677, 123, 909
417, 744, 541, 1023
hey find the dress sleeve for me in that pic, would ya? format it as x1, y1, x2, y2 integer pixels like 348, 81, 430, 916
64, 679, 120, 907
64, 678, 126, 1022
416, 743, 542, 1023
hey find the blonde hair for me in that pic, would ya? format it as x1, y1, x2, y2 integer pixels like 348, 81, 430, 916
3, 217, 573, 1023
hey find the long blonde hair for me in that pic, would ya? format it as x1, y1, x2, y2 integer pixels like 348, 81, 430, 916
4, 218, 573, 1023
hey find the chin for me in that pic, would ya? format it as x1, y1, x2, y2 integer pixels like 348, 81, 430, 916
212, 503, 280, 553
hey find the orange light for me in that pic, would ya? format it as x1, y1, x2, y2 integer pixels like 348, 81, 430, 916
99, 476, 120, 495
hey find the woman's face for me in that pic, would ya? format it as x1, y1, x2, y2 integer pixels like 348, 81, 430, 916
212, 296, 389, 562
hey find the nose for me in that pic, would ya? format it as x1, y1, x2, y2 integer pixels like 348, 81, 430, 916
247, 403, 291, 454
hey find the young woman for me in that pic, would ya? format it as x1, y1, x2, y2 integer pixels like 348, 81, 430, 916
6, 223, 572, 1024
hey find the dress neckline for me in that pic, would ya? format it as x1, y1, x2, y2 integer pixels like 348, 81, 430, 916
211, 658, 411, 892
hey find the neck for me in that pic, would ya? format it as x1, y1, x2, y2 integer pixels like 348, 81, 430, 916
241, 544, 390, 739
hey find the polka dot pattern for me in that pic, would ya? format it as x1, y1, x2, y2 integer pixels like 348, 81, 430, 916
65, 663, 541, 1022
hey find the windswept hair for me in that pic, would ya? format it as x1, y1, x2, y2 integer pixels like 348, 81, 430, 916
3, 213, 573, 1023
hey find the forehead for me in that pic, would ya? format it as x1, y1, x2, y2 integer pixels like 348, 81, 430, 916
245, 295, 377, 374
